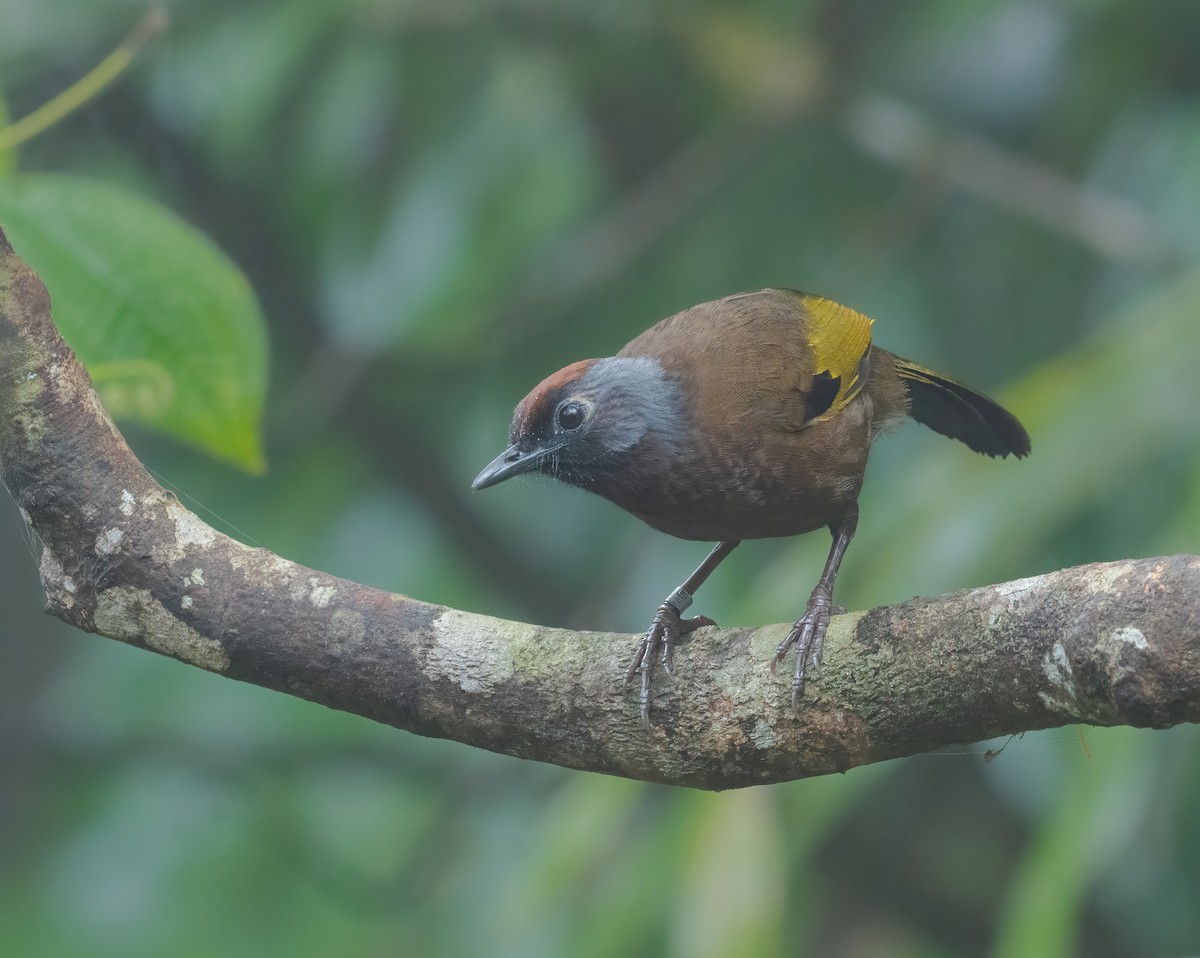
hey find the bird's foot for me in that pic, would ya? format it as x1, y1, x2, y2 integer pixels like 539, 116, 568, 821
770, 589, 833, 710
624, 602, 716, 725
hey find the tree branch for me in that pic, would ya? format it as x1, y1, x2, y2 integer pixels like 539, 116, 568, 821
1, 228, 1197, 790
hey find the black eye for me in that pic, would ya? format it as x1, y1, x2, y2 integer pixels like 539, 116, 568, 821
557, 401, 585, 431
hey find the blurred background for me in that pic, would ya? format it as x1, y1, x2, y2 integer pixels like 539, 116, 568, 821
2, 1, 1200, 955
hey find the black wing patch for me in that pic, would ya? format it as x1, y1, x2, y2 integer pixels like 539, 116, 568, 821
805, 370, 841, 422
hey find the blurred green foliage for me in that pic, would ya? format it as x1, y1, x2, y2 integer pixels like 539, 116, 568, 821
0, 91, 13, 176
1, 1, 1199, 956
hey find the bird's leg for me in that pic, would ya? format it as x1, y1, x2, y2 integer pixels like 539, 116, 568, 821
625, 540, 740, 724
772, 508, 858, 709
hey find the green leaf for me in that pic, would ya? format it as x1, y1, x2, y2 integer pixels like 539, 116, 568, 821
0, 173, 267, 472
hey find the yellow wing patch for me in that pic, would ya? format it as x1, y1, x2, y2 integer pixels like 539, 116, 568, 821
800, 294, 873, 418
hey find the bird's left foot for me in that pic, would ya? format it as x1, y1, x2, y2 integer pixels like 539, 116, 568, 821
771, 588, 833, 710
624, 602, 716, 725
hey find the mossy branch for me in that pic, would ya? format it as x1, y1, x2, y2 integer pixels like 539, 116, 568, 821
1, 228, 1197, 790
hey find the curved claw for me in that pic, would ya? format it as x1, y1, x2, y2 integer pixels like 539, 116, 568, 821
771, 592, 833, 711
625, 605, 717, 724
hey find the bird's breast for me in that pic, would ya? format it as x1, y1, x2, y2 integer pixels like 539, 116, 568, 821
586, 400, 873, 542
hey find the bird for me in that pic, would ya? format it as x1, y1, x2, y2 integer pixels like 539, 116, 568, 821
472, 289, 1030, 722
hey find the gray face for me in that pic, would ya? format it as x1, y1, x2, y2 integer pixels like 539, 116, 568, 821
472, 356, 685, 490
566, 357, 684, 459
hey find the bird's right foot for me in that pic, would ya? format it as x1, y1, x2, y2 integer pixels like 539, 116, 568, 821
770, 587, 833, 710
624, 602, 716, 725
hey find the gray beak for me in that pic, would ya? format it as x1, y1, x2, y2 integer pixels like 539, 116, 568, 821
471, 443, 551, 490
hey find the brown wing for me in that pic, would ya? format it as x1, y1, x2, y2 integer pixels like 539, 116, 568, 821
618, 288, 873, 433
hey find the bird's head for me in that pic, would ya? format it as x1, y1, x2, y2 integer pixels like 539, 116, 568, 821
472, 356, 685, 491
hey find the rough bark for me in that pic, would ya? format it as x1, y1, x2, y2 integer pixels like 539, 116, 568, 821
1, 228, 1197, 790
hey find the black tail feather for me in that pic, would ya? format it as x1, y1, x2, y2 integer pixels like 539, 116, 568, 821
893, 357, 1030, 459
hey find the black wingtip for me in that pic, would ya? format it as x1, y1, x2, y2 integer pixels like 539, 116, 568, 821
893, 357, 1031, 460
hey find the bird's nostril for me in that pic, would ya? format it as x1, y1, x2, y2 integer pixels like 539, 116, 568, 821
505, 450, 521, 462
